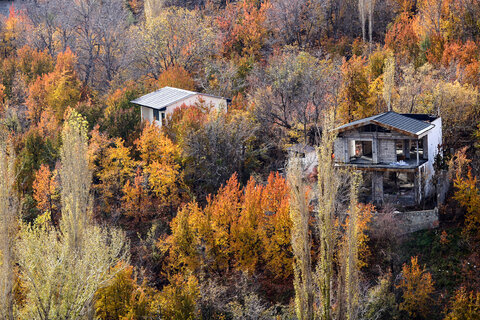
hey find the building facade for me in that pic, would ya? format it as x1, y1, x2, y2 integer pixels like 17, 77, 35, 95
333, 112, 442, 207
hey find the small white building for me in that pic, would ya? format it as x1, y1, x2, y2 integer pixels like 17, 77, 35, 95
131, 87, 228, 127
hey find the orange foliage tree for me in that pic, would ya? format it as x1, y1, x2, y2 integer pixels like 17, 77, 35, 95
385, 12, 420, 63
156, 66, 196, 91
166, 172, 291, 278
32, 164, 59, 221
217, 0, 270, 62
442, 41, 480, 86
26, 48, 83, 123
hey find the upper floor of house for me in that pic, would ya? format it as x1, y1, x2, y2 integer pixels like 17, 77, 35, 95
131, 87, 228, 127
333, 112, 442, 171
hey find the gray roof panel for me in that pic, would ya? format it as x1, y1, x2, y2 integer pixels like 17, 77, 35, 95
373, 112, 434, 135
131, 86, 196, 110
334, 111, 435, 136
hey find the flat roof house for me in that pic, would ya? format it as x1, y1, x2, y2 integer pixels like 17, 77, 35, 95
131, 87, 228, 127
333, 112, 442, 207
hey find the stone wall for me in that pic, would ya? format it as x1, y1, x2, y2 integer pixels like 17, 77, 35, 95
378, 139, 396, 163
373, 208, 439, 235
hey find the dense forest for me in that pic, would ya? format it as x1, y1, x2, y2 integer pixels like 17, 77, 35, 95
0, 0, 480, 319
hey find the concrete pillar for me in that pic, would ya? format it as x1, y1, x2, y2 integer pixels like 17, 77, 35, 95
404, 140, 410, 159
372, 171, 384, 204
372, 138, 378, 163
416, 140, 419, 165
344, 139, 349, 163
423, 136, 428, 160
414, 169, 422, 204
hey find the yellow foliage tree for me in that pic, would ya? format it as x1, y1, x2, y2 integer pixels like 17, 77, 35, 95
445, 287, 480, 320
397, 256, 435, 318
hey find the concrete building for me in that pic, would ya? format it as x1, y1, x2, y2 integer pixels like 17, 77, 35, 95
333, 112, 442, 207
131, 87, 228, 128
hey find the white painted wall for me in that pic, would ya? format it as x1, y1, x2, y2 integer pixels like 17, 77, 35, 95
424, 117, 443, 196
140, 94, 227, 127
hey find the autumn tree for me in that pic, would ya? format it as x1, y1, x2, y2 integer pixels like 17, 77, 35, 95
450, 148, 480, 242
167, 172, 291, 278
217, 0, 270, 61
15, 121, 60, 206
0, 140, 18, 320
383, 51, 395, 111
434, 80, 479, 148
32, 164, 59, 222
16, 46, 54, 85
121, 122, 183, 222
252, 50, 340, 143
267, 0, 324, 48
102, 82, 142, 145
156, 273, 200, 320
136, 7, 216, 79
287, 156, 313, 320
315, 110, 341, 320
26, 48, 83, 123
341, 173, 362, 320
361, 275, 400, 320
385, 12, 420, 63
397, 256, 435, 318
338, 55, 373, 124
157, 66, 196, 91
95, 264, 159, 319
445, 287, 480, 320
16, 109, 129, 319
96, 138, 135, 218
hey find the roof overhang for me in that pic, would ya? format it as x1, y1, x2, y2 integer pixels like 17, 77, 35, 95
334, 112, 436, 139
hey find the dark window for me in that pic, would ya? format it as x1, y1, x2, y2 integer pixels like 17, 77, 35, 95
153, 109, 159, 121
161, 112, 166, 125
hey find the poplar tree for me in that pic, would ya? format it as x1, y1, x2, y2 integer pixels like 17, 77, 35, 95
315, 111, 341, 320
17, 109, 129, 320
0, 140, 18, 320
345, 172, 362, 320
383, 52, 395, 111
287, 156, 314, 320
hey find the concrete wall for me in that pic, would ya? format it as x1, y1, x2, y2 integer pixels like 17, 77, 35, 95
141, 106, 154, 123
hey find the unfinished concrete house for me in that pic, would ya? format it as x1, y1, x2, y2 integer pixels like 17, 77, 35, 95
333, 112, 442, 207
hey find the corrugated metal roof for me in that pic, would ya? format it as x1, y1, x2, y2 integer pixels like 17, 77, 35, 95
334, 112, 435, 136
373, 112, 434, 135
131, 87, 196, 110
